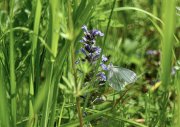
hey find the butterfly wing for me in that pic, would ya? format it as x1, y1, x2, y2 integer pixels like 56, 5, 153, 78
107, 67, 137, 91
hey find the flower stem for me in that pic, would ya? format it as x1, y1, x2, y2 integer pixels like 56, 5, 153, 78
71, 42, 83, 127
76, 97, 83, 127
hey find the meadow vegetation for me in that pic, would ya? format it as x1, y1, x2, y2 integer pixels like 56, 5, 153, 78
0, 0, 179, 127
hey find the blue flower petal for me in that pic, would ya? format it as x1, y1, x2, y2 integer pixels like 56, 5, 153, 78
102, 55, 108, 62
97, 72, 106, 81
84, 44, 91, 52
100, 63, 108, 71
81, 48, 87, 56
97, 31, 104, 36
82, 25, 88, 33
95, 47, 101, 54
91, 39, 96, 44
86, 53, 93, 61
92, 54, 100, 61
92, 29, 104, 37
91, 46, 101, 54
80, 37, 87, 43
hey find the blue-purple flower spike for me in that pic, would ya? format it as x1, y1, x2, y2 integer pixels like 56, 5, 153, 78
79, 25, 108, 84
80, 25, 104, 45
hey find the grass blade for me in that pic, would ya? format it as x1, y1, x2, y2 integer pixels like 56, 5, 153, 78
160, 0, 176, 126
0, 62, 10, 127
9, 0, 16, 126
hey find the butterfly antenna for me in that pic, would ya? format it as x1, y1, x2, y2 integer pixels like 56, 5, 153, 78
136, 72, 146, 79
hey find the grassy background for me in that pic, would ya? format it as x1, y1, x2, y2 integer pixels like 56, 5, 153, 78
0, 0, 179, 127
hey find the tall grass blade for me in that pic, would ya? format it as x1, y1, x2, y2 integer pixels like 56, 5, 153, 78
9, 0, 16, 126
28, 0, 42, 126
0, 62, 10, 127
41, 0, 61, 126
160, 0, 176, 126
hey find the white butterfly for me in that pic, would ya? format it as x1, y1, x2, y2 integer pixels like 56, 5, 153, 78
107, 65, 137, 91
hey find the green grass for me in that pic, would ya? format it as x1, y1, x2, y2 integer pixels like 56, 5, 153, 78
0, 0, 179, 127
9, 0, 16, 126
160, 0, 176, 126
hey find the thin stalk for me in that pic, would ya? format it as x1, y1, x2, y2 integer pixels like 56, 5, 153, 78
76, 97, 83, 127
58, 96, 66, 127
9, 0, 16, 126
49, 77, 61, 127
28, 0, 42, 126
28, 75, 34, 126
32, 0, 42, 96
0, 62, 10, 127
67, 0, 83, 126
71, 44, 83, 127
41, 63, 53, 127
40, 35, 55, 127
72, 57, 83, 127
102, 0, 116, 50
